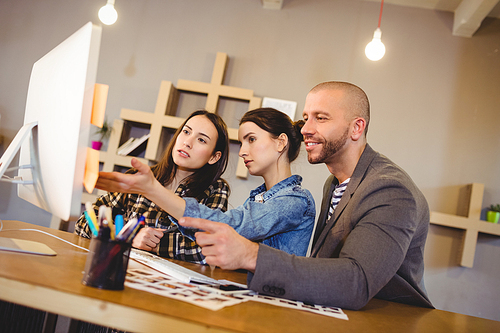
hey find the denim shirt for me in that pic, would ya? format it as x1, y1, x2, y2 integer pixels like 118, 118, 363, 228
178, 175, 316, 256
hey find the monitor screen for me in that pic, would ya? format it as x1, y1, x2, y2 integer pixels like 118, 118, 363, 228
16, 22, 102, 221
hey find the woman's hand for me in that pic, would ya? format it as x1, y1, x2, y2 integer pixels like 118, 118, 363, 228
96, 158, 158, 196
132, 227, 164, 252
96, 157, 186, 220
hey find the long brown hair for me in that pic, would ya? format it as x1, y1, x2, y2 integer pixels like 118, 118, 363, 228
150, 110, 230, 199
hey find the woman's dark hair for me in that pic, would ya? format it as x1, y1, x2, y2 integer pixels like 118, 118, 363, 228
240, 107, 304, 163
150, 110, 230, 200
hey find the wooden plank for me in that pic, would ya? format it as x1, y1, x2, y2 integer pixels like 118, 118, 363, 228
430, 183, 500, 268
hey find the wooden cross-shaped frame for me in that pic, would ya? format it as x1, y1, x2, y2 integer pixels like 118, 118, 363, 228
96, 53, 262, 187
430, 183, 500, 268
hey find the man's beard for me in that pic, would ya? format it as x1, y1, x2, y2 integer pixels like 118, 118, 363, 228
307, 127, 349, 165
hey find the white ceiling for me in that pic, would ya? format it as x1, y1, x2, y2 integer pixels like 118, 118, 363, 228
261, 0, 500, 37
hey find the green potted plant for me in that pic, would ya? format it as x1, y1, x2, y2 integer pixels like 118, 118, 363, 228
91, 118, 113, 151
486, 204, 500, 223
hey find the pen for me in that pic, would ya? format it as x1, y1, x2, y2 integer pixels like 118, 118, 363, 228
98, 205, 107, 228
115, 215, 124, 237
126, 220, 144, 242
105, 206, 113, 223
85, 202, 99, 233
108, 221, 115, 240
106, 207, 115, 240
83, 211, 98, 237
99, 220, 111, 241
117, 217, 138, 240
124, 215, 146, 241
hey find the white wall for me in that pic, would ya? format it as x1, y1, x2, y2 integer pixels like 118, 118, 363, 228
0, 0, 499, 321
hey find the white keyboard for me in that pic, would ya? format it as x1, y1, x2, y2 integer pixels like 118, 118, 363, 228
130, 249, 219, 285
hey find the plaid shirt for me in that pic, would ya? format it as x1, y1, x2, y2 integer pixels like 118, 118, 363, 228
74, 179, 229, 264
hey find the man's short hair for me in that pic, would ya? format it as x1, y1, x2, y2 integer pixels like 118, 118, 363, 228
310, 81, 370, 135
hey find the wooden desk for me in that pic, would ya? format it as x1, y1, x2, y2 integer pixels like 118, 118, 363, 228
0, 220, 498, 333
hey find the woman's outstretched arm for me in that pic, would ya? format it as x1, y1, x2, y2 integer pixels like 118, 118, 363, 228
96, 157, 186, 219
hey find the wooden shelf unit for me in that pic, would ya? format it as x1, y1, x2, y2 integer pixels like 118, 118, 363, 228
86, 52, 262, 202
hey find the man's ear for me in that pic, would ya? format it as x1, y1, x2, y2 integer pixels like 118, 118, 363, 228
208, 151, 222, 165
351, 117, 366, 141
277, 133, 289, 153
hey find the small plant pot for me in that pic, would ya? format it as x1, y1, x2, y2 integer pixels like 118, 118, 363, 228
91, 141, 103, 151
486, 211, 500, 223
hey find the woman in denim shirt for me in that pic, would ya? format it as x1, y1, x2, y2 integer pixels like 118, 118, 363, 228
97, 108, 316, 257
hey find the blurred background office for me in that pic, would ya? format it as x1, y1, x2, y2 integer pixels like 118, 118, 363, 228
0, 0, 499, 321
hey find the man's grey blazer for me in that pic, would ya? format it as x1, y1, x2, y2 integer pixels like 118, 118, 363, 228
248, 144, 433, 310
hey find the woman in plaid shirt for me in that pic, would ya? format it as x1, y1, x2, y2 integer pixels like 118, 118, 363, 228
75, 110, 230, 264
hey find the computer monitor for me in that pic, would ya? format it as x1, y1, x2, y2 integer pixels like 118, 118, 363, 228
0, 22, 102, 222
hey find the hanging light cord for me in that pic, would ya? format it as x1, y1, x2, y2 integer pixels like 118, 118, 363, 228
378, 0, 384, 28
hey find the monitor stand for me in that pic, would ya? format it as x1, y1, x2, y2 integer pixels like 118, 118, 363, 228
0, 121, 37, 185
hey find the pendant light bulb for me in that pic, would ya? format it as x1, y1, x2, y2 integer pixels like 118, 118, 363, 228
365, 28, 385, 61
98, 0, 118, 25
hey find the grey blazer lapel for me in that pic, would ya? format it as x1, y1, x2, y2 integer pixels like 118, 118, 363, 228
311, 175, 335, 248
311, 183, 352, 257
311, 144, 377, 257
